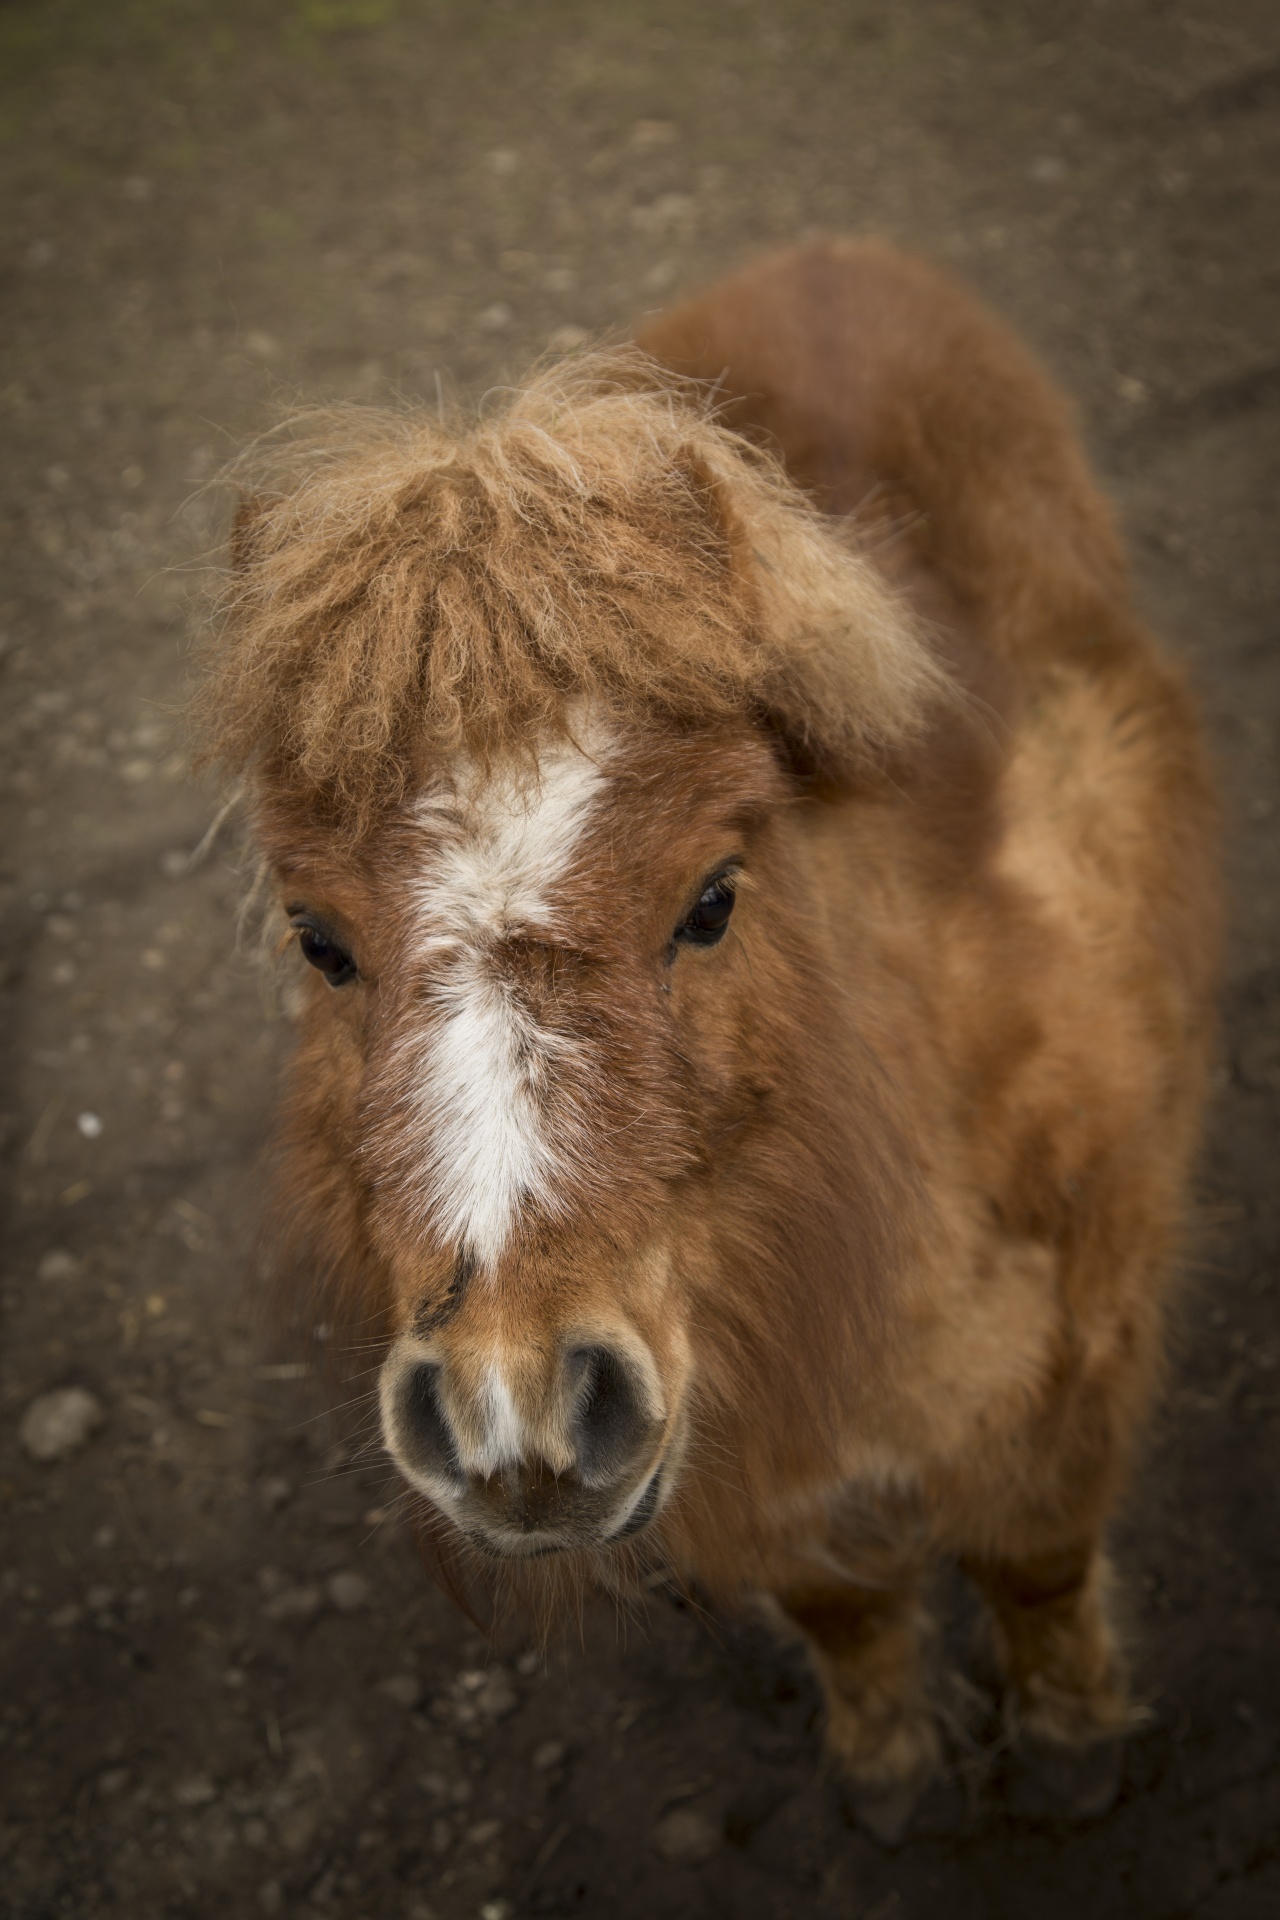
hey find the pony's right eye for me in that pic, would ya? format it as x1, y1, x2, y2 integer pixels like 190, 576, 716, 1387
674, 873, 737, 949
296, 924, 357, 986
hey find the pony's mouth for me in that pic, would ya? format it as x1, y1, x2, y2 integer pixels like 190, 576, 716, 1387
463, 1460, 666, 1560
606, 1460, 664, 1540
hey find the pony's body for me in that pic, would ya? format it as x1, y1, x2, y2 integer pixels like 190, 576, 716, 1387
207, 241, 1217, 1835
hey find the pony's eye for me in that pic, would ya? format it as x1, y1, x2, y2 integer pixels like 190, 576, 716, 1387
675, 875, 737, 949
296, 924, 357, 986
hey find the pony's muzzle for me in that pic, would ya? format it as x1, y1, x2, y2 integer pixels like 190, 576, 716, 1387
379, 1336, 668, 1554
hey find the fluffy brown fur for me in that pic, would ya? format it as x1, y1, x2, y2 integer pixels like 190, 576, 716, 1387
201, 239, 1219, 1838
201, 360, 950, 835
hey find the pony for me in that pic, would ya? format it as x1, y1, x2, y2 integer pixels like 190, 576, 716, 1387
200, 239, 1218, 1839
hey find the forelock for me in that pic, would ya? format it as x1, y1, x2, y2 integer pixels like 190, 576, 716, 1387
198, 349, 954, 839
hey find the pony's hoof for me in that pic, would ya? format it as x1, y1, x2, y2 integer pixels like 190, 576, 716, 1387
843, 1768, 934, 1847
1010, 1730, 1123, 1822
826, 1694, 940, 1845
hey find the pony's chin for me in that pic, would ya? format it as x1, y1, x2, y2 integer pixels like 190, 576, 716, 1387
466, 1531, 572, 1561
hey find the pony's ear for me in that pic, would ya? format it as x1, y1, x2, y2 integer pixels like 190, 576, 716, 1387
685, 446, 955, 785
230, 492, 273, 573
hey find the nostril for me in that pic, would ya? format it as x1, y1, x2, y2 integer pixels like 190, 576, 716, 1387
568, 1346, 655, 1487
391, 1361, 463, 1486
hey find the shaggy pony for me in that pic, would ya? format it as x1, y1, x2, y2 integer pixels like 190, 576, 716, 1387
200, 239, 1218, 1839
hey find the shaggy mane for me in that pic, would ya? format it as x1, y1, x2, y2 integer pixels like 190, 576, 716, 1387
198, 350, 950, 832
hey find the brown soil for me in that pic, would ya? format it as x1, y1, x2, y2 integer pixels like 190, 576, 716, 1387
2, 4, 1278, 1917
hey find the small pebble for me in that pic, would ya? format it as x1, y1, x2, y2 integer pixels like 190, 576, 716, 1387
19, 1387, 104, 1461
76, 1111, 103, 1138
476, 1672, 518, 1719
326, 1569, 371, 1612
631, 117, 676, 148
478, 301, 514, 332
653, 1806, 720, 1864
1029, 153, 1066, 183
38, 1249, 79, 1282
532, 1739, 565, 1771
173, 1776, 217, 1808
260, 1584, 322, 1624
377, 1672, 423, 1709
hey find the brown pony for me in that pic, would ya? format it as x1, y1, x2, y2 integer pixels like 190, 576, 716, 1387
201, 240, 1218, 1839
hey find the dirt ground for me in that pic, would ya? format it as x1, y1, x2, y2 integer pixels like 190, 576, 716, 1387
2, 3, 1279, 1916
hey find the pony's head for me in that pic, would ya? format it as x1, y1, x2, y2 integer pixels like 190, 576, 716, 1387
203, 358, 949, 1567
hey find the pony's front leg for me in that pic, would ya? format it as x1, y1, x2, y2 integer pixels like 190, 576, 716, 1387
780, 1577, 940, 1844
964, 1540, 1133, 1817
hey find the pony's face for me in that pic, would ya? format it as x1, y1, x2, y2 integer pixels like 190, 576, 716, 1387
263, 710, 803, 1557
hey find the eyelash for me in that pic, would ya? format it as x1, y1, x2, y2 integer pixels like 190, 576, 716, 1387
290, 916, 358, 987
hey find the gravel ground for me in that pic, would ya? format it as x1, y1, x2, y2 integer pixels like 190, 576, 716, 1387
2, 4, 1278, 1916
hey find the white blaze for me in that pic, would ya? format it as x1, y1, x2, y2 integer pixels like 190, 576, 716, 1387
470, 1363, 528, 1477
405, 726, 609, 1267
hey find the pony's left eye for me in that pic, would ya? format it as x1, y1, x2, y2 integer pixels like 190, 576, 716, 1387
675, 875, 737, 949
294, 923, 358, 986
